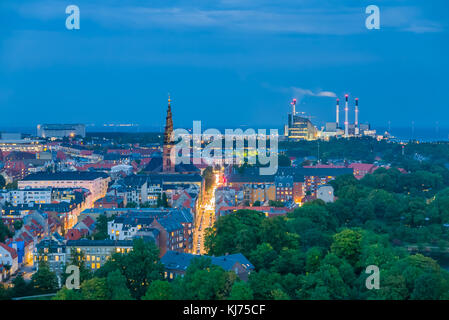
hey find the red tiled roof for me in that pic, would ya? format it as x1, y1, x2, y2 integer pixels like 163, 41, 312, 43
65, 229, 87, 240
304, 164, 345, 169
0, 243, 18, 259
82, 216, 95, 228
182, 199, 191, 208
349, 163, 377, 172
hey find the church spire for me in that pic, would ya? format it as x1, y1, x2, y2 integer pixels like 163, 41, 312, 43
164, 94, 174, 145
163, 94, 175, 172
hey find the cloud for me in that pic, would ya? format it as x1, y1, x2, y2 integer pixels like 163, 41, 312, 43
291, 87, 337, 100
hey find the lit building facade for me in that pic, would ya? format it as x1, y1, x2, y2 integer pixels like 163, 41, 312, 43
288, 114, 317, 141
18, 172, 110, 207
37, 124, 86, 139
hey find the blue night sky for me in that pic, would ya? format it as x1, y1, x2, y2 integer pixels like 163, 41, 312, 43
0, 0, 448, 131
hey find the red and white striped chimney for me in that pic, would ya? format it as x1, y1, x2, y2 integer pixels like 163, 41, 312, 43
355, 98, 359, 135
344, 94, 349, 137
336, 98, 340, 128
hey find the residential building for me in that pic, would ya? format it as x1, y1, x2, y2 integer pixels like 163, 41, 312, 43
161, 251, 254, 281
0, 243, 18, 275
19, 172, 110, 207
226, 166, 353, 204
65, 239, 133, 271
33, 234, 66, 277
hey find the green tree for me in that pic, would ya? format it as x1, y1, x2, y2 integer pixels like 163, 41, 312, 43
52, 286, 82, 300
305, 247, 323, 273
157, 193, 169, 208
126, 202, 138, 208
173, 257, 237, 300
93, 214, 116, 240
203, 166, 215, 193
272, 248, 305, 275
259, 216, 299, 252
13, 220, 23, 231
271, 288, 290, 300
205, 209, 264, 257
142, 280, 173, 300
11, 275, 33, 298
107, 270, 133, 300
229, 281, 253, 300
0, 219, 12, 243
378, 274, 409, 300
5, 181, 18, 190
268, 200, 285, 207
96, 238, 164, 299
32, 261, 59, 293
411, 273, 443, 300
331, 229, 363, 265
248, 270, 283, 299
0, 284, 11, 300
249, 243, 277, 271
81, 277, 108, 300
0, 175, 6, 189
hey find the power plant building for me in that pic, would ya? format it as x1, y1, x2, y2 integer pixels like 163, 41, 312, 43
286, 98, 318, 141
288, 114, 317, 141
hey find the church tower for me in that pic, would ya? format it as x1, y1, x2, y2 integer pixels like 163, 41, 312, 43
163, 95, 175, 172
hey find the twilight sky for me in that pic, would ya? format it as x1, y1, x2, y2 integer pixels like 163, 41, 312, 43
0, 0, 448, 130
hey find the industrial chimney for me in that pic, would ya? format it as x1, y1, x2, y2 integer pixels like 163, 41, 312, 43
355, 98, 359, 135
336, 98, 340, 128
291, 98, 297, 116
344, 94, 349, 137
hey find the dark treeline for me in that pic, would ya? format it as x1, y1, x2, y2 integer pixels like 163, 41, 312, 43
281, 137, 449, 166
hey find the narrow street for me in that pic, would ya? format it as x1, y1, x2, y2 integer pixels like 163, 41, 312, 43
193, 170, 222, 255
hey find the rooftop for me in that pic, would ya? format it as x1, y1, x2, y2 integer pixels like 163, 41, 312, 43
66, 239, 133, 247
21, 171, 109, 181
161, 251, 254, 272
